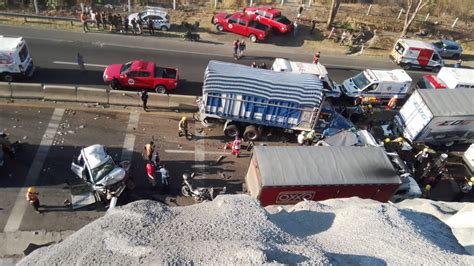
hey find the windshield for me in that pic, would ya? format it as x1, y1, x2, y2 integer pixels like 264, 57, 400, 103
394, 42, 405, 55
19, 45, 29, 62
275, 15, 291, 25
416, 77, 436, 89
120, 62, 133, 74
352, 72, 371, 90
249, 21, 268, 31
91, 157, 116, 183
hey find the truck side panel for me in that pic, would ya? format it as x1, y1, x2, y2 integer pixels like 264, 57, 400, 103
204, 92, 317, 131
417, 116, 474, 143
395, 91, 433, 141
258, 184, 399, 206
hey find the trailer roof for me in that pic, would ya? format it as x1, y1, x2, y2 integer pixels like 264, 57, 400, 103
204, 60, 324, 107
438, 67, 474, 85
253, 146, 400, 187
399, 39, 435, 50
417, 89, 474, 116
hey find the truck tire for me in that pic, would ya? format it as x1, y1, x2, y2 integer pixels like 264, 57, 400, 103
402, 64, 411, 70
432, 66, 441, 73
249, 34, 257, 43
155, 85, 167, 94
3, 73, 13, 82
161, 26, 169, 31
216, 24, 224, 32
224, 124, 240, 138
243, 125, 260, 141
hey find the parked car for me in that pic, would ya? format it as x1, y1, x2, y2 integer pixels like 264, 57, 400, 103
243, 7, 293, 34
128, 7, 171, 31
103, 60, 178, 94
211, 12, 270, 42
432, 40, 463, 59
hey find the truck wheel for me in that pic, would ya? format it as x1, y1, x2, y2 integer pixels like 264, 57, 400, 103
155, 85, 167, 94
224, 124, 240, 138
402, 64, 411, 70
243, 125, 260, 141
249, 34, 257, 43
432, 66, 441, 73
161, 26, 169, 31
216, 24, 224, 31
3, 73, 13, 82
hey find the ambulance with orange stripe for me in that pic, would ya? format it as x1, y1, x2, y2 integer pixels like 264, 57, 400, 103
390, 39, 444, 72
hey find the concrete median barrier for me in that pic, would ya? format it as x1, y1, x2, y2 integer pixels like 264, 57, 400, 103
76, 87, 108, 104
44, 85, 77, 102
10, 82, 44, 99
148, 93, 170, 108
108, 90, 141, 107
0, 82, 11, 98
169, 95, 198, 112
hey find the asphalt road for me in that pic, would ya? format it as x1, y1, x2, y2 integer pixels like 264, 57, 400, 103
0, 24, 428, 96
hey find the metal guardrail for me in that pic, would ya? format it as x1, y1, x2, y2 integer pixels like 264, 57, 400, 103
0, 11, 79, 25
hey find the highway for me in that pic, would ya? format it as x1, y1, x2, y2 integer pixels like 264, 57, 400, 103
1, 24, 426, 96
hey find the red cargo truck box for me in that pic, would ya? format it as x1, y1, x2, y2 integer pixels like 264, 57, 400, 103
245, 146, 401, 206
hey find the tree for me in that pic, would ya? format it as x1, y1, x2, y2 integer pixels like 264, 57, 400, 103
400, 0, 431, 37
326, 0, 341, 30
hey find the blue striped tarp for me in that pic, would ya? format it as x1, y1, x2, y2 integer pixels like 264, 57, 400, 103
204, 60, 324, 107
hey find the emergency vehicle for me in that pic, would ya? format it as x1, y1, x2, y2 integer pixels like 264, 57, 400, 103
338, 69, 412, 100
271, 58, 340, 97
416, 67, 474, 90
0, 36, 35, 82
390, 39, 444, 72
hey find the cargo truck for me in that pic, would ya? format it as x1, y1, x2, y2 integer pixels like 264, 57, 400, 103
197, 61, 353, 141
245, 146, 401, 206
390, 89, 474, 145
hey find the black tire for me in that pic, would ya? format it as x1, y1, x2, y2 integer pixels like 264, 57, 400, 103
3, 73, 13, 82
155, 85, 167, 94
224, 124, 240, 138
249, 34, 257, 43
216, 24, 224, 32
243, 125, 260, 141
161, 26, 168, 31
402, 64, 411, 70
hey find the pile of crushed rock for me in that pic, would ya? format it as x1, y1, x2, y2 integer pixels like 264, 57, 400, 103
20, 195, 473, 265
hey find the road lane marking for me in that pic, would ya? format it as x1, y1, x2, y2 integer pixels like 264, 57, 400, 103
121, 112, 140, 162
165, 149, 227, 155
3, 108, 65, 233
52, 61, 107, 68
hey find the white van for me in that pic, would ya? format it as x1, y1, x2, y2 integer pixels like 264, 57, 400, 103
271, 58, 341, 97
390, 39, 444, 72
417, 67, 474, 90
339, 69, 412, 100
0, 36, 35, 82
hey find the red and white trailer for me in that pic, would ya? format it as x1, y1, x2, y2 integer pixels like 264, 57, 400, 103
245, 146, 401, 206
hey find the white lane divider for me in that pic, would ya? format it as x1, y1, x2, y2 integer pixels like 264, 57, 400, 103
165, 149, 227, 155
121, 112, 140, 162
52, 61, 108, 68
3, 108, 65, 233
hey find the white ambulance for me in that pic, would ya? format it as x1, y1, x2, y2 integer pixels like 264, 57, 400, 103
0, 36, 35, 82
339, 69, 412, 100
390, 39, 444, 72
416, 67, 474, 90
271, 58, 341, 97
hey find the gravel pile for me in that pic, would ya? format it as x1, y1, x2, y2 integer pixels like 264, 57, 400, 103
20, 195, 473, 265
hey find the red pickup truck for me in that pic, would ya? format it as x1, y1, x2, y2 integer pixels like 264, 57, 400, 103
211, 12, 270, 42
243, 7, 293, 34
103, 60, 178, 93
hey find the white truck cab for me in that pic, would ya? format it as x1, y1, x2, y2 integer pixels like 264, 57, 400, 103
0, 36, 35, 82
339, 69, 412, 100
271, 58, 341, 97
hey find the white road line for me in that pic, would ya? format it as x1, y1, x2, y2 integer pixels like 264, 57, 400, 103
3, 108, 65, 233
165, 149, 227, 155
121, 112, 140, 162
52, 61, 108, 68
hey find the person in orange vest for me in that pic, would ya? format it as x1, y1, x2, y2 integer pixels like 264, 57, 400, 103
26, 187, 41, 213
386, 95, 398, 110
231, 136, 242, 157
80, 12, 89, 33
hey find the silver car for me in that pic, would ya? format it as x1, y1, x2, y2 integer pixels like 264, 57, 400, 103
432, 40, 463, 59
128, 7, 171, 31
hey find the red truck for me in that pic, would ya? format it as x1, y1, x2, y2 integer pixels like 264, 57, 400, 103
103, 60, 178, 94
211, 12, 270, 42
243, 7, 293, 34
245, 146, 401, 206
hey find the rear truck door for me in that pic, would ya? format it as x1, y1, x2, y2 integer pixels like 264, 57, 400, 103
417, 49, 432, 67
398, 91, 432, 141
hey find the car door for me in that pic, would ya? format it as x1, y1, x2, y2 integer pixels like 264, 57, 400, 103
226, 17, 238, 31
151, 15, 164, 29
125, 71, 141, 88
137, 71, 153, 89
234, 18, 247, 35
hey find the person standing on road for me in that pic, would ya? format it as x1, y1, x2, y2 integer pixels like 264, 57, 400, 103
159, 164, 170, 192
259, 62, 267, 69
147, 17, 154, 35
140, 90, 149, 111
137, 17, 144, 35
101, 11, 107, 30
250, 61, 257, 68
232, 39, 240, 60
313, 51, 320, 64
144, 141, 155, 161
90, 10, 97, 31
238, 39, 246, 59
80, 12, 89, 33
231, 136, 242, 157
146, 161, 157, 188
26, 187, 41, 214
386, 95, 398, 110
131, 18, 137, 35
77, 53, 85, 72
310, 19, 316, 34
297, 4, 304, 18
178, 116, 189, 138
124, 15, 130, 33
454, 59, 462, 68
107, 12, 114, 31
152, 148, 160, 166
293, 19, 299, 37
110, 77, 119, 90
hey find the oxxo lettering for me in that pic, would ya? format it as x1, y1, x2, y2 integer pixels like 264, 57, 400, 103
276, 191, 315, 203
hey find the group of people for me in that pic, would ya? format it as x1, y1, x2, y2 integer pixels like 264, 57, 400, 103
144, 141, 170, 191
232, 39, 247, 60
250, 61, 267, 69
80, 10, 155, 35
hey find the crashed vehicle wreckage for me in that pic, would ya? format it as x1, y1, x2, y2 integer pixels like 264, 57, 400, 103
70, 144, 131, 209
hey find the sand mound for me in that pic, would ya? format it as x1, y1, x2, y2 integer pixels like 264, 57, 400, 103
19, 195, 473, 265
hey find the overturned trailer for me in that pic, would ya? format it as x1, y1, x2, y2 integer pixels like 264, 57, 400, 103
245, 146, 401, 206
